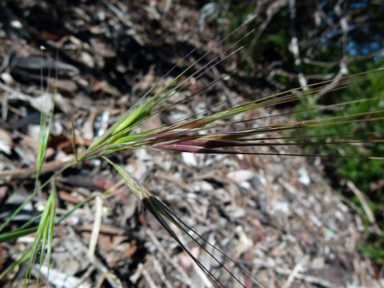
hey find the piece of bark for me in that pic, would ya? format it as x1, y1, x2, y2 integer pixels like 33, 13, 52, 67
0, 158, 75, 182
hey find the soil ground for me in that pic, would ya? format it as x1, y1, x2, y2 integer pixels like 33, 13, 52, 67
0, 1, 381, 287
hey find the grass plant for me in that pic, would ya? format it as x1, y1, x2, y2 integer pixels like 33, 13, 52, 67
0, 17, 383, 287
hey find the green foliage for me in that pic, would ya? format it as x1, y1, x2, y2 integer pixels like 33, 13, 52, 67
295, 59, 384, 193
293, 59, 384, 262
359, 235, 384, 265
209, 0, 384, 268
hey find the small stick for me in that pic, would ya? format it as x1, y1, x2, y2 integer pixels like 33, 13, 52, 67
0, 159, 75, 182
347, 180, 382, 235
281, 255, 309, 288
88, 195, 103, 257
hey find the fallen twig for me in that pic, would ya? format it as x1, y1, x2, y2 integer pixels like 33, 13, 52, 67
0, 158, 75, 182
347, 180, 382, 235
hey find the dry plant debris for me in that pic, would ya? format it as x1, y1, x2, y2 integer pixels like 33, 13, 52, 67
0, 0, 382, 287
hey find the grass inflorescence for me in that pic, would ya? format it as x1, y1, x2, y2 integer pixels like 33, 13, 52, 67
0, 16, 383, 287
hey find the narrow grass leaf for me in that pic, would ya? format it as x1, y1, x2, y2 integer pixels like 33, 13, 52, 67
0, 248, 32, 280
23, 190, 56, 287
69, 110, 79, 162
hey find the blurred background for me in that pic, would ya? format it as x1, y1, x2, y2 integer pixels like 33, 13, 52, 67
0, 0, 384, 287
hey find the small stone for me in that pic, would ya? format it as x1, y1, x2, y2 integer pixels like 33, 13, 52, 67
298, 167, 310, 185
80, 51, 95, 68
182, 152, 197, 167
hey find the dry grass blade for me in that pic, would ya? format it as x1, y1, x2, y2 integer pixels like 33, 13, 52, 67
89, 196, 103, 258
